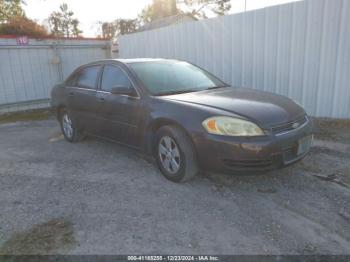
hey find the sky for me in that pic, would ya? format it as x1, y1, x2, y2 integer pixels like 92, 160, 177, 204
23, 0, 302, 37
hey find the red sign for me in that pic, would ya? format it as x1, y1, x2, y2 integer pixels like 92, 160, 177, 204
16, 36, 29, 45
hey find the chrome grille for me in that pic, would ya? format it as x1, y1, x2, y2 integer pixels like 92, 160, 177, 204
271, 115, 308, 134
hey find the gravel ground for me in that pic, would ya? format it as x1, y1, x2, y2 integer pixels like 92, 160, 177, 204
0, 119, 349, 255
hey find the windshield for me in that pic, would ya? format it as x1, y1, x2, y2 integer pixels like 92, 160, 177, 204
129, 61, 227, 96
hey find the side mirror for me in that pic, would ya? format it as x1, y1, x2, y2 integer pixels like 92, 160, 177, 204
110, 86, 134, 96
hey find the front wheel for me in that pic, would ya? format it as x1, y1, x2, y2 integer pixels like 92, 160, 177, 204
155, 126, 198, 183
60, 110, 84, 142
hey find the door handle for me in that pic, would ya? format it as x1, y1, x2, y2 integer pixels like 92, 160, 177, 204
68, 92, 75, 97
98, 97, 105, 103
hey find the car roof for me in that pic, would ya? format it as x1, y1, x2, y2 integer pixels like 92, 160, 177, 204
94, 58, 181, 65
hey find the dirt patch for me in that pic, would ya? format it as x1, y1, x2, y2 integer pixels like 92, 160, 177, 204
295, 141, 350, 188
0, 109, 52, 124
312, 117, 350, 143
294, 118, 350, 188
0, 219, 76, 255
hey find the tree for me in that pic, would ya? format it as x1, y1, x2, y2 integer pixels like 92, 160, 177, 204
48, 3, 82, 37
138, 0, 179, 24
138, 0, 231, 24
0, 0, 48, 37
182, 0, 231, 18
101, 19, 137, 39
0, 0, 24, 23
0, 15, 48, 37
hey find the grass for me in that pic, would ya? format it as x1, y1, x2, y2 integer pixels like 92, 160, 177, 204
313, 117, 350, 129
0, 109, 53, 124
312, 117, 350, 142
0, 219, 76, 255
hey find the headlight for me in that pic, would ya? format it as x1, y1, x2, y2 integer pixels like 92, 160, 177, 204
202, 116, 265, 136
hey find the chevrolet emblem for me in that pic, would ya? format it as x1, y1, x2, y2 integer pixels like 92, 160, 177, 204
292, 122, 300, 129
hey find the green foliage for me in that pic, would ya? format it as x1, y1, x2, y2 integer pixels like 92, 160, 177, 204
48, 3, 82, 37
0, 0, 48, 37
0, 15, 48, 37
183, 0, 231, 18
138, 0, 179, 24
138, 0, 231, 24
0, 0, 25, 23
138, 5, 157, 24
101, 19, 138, 38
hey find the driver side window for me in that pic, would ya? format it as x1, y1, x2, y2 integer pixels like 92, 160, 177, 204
101, 65, 132, 92
76, 66, 100, 89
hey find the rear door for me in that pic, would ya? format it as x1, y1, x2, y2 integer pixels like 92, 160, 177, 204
95, 64, 144, 148
66, 65, 102, 134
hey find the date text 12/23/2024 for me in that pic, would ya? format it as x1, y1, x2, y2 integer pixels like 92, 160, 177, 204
128, 256, 219, 261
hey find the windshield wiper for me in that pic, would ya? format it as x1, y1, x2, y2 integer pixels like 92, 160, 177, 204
156, 85, 229, 96
156, 89, 201, 96
206, 85, 230, 90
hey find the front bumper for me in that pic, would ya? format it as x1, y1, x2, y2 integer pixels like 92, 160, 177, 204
192, 118, 314, 174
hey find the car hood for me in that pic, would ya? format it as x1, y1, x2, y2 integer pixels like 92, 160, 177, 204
161, 87, 305, 127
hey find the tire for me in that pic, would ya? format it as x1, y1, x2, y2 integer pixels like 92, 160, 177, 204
155, 125, 198, 182
59, 109, 84, 143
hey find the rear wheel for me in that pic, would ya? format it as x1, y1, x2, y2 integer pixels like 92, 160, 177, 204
155, 125, 198, 182
60, 110, 84, 142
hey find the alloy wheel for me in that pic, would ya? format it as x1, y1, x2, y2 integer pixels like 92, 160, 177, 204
62, 113, 73, 139
158, 136, 181, 174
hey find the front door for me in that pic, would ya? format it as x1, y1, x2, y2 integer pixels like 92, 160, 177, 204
95, 64, 144, 148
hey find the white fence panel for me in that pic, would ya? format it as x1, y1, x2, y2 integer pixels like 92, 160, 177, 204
0, 37, 110, 113
119, 0, 350, 119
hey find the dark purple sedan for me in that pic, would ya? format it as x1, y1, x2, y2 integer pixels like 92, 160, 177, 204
51, 59, 313, 182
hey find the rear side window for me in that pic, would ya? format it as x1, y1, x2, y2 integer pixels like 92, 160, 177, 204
76, 66, 100, 89
101, 65, 132, 92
